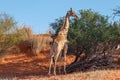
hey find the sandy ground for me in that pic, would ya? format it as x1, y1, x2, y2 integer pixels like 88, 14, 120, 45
0, 47, 75, 79
0, 47, 120, 80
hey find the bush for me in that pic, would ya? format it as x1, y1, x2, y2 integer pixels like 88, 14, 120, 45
17, 34, 50, 55
0, 13, 16, 54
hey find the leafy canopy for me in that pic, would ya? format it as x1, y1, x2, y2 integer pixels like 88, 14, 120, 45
50, 9, 120, 48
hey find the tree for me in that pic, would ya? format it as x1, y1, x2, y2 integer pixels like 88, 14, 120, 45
113, 6, 120, 17
0, 13, 16, 37
68, 9, 110, 62
0, 13, 16, 51
50, 9, 120, 63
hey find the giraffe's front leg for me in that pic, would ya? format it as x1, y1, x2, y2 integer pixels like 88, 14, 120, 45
53, 51, 60, 76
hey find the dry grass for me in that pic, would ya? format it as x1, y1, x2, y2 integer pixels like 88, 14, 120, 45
43, 70, 120, 80
30, 34, 50, 55
1, 70, 120, 80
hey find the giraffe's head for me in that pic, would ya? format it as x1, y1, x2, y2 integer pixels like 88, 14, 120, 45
67, 8, 78, 19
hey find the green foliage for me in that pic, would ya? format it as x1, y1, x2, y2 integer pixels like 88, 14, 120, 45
0, 13, 16, 36
113, 6, 120, 17
50, 17, 64, 36
14, 26, 33, 40
104, 22, 120, 40
4, 26, 33, 49
50, 9, 120, 50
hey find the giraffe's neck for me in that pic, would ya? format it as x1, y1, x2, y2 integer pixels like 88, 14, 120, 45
63, 14, 69, 31
55, 13, 70, 43
58, 13, 70, 35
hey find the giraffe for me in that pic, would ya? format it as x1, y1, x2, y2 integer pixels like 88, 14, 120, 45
48, 8, 78, 75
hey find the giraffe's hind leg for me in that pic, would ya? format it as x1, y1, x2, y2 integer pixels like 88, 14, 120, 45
63, 43, 68, 74
63, 54, 66, 74
48, 57, 53, 75
53, 59, 57, 76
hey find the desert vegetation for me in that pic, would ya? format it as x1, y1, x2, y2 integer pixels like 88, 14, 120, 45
0, 7, 120, 80
0, 13, 50, 57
